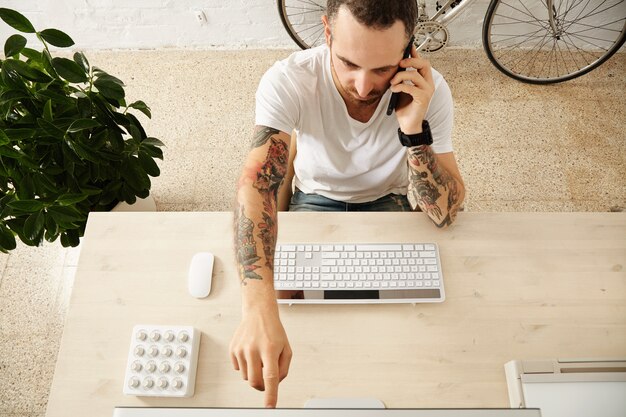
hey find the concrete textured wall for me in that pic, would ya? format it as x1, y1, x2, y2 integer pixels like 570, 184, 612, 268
0, 0, 490, 50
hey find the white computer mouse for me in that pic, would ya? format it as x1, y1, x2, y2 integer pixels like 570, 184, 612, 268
187, 252, 214, 298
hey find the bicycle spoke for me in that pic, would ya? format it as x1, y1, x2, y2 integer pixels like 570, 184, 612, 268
492, 13, 549, 29
563, 18, 625, 33
496, 1, 543, 21
566, 32, 611, 51
289, 0, 325, 10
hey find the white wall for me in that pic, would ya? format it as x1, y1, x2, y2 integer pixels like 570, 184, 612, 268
0, 0, 489, 50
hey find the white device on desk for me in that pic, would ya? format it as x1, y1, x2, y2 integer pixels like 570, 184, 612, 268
123, 325, 201, 397
113, 408, 541, 416
188, 252, 214, 298
273, 243, 445, 304
505, 358, 626, 417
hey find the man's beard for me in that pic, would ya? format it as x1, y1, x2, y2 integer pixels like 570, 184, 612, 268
344, 86, 384, 106
330, 52, 385, 107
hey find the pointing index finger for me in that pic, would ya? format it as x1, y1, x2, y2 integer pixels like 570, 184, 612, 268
263, 361, 280, 408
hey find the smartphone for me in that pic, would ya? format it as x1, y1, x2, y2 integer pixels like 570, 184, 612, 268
386, 36, 415, 116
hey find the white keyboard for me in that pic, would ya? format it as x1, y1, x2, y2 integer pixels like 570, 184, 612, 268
273, 243, 445, 304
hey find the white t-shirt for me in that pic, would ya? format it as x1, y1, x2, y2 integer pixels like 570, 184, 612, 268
255, 45, 454, 203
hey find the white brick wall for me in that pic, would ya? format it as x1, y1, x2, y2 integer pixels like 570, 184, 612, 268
0, 0, 489, 50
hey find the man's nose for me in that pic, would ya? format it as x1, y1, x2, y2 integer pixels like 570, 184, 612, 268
354, 73, 374, 98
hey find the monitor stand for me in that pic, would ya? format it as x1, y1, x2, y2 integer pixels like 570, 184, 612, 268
304, 398, 386, 408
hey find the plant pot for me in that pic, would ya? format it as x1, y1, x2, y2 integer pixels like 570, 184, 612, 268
112, 195, 157, 212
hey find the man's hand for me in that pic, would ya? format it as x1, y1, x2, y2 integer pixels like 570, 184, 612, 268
389, 45, 435, 134
229, 300, 292, 408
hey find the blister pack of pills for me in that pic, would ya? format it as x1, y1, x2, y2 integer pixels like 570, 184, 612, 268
123, 325, 200, 397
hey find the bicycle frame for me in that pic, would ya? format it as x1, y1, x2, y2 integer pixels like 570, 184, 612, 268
421, 0, 478, 25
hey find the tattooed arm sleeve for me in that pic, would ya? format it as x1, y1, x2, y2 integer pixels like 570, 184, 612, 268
234, 126, 291, 287
406, 146, 465, 228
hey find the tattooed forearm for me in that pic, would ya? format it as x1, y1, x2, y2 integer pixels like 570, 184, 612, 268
234, 206, 263, 285
234, 130, 290, 286
407, 145, 462, 228
253, 137, 289, 267
251, 126, 279, 149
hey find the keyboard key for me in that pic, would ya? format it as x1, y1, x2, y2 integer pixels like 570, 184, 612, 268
281, 245, 296, 251
322, 252, 340, 259
357, 244, 402, 251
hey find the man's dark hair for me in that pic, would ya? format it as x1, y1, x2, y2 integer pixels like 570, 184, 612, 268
326, 0, 417, 40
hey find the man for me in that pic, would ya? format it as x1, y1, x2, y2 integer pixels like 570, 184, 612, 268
230, 0, 465, 408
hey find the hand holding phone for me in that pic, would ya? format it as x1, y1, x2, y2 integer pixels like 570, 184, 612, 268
386, 36, 415, 116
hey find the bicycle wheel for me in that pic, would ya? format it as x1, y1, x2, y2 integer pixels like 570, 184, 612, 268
483, 0, 626, 84
278, 0, 327, 49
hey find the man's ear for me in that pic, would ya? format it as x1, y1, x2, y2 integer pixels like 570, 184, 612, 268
321, 15, 332, 47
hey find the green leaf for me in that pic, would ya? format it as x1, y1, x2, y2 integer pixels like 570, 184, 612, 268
51, 57, 88, 83
73, 51, 89, 73
140, 143, 164, 160
0, 129, 9, 145
0, 223, 17, 252
20, 47, 41, 61
37, 118, 64, 138
56, 193, 90, 206
23, 211, 44, 241
47, 205, 84, 223
4, 34, 27, 57
2, 59, 51, 82
39, 28, 74, 48
80, 187, 103, 196
0, 8, 36, 33
43, 98, 53, 121
128, 100, 151, 118
7, 199, 45, 213
142, 137, 165, 147
128, 124, 142, 141
64, 138, 103, 163
4, 128, 36, 140
121, 157, 150, 191
95, 73, 124, 86
42, 49, 58, 78
1, 61, 23, 90
138, 151, 160, 177
60, 229, 80, 247
67, 118, 100, 133
93, 77, 125, 100
0, 146, 22, 159
44, 213, 59, 242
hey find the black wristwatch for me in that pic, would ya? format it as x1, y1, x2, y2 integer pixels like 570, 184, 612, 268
398, 120, 433, 147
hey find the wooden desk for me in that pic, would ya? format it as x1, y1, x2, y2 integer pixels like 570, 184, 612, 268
45, 212, 626, 416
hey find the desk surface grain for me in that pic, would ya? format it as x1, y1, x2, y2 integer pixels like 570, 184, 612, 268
45, 212, 626, 416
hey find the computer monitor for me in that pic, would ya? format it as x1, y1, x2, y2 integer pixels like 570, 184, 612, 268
113, 407, 542, 417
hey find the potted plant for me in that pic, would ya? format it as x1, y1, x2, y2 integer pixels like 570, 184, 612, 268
0, 8, 164, 252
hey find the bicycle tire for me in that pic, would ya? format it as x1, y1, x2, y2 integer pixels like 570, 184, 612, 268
277, 0, 326, 50
482, 0, 626, 84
